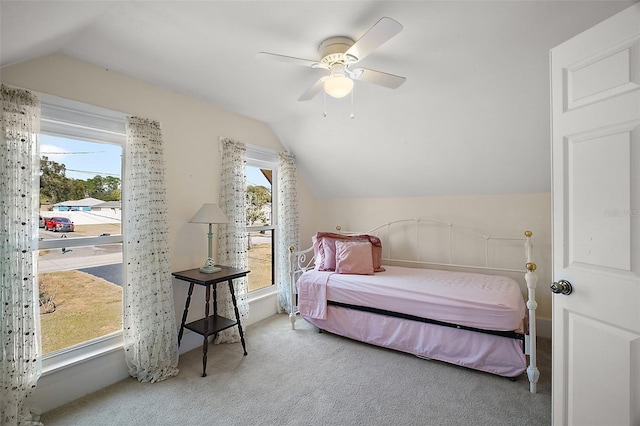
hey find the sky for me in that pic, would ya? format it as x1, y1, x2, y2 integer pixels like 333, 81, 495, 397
246, 166, 270, 188
41, 134, 271, 190
40, 134, 122, 180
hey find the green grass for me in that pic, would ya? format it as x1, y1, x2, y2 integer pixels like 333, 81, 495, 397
247, 243, 273, 291
39, 270, 122, 355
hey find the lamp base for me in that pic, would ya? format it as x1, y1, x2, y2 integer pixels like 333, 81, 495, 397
200, 258, 221, 274
200, 265, 222, 274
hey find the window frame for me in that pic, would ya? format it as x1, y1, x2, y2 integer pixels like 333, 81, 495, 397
38, 94, 127, 373
245, 144, 278, 295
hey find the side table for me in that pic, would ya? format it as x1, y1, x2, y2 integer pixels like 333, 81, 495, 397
172, 266, 249, 377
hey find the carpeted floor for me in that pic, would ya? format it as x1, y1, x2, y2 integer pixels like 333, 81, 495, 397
40, 314, 551, 426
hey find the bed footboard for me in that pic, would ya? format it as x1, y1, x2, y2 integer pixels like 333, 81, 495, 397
523, 230, 540, 394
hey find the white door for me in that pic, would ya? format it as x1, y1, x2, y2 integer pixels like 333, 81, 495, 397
550, 3, 640, 425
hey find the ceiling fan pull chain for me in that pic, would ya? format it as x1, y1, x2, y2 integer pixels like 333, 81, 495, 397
323, 91, 328, 117
350, 87, 355, 119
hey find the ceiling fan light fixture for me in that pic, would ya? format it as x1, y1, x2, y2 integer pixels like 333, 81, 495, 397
324, 74, 354, 98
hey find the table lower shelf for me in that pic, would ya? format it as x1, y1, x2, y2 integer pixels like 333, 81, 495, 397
184, 315, 238, 336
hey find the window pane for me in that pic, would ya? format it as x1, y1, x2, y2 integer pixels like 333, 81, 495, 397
38, 247, 123, 354
38, 134, 123, 356
246, 165, 274, 291
248, 229, 273, 291
40, 134, 122, 240
246, 167, 272, 226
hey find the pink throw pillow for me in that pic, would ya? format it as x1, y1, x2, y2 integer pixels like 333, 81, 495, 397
314, 232, 385, 272
312, 235, 323, 269
319, 237, 339, 271
335, 240, 374, 275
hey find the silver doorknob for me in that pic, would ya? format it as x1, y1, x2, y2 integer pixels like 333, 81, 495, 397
551, 279, 573, 295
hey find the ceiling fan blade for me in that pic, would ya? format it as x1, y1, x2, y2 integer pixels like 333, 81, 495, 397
298, 76, 328, 101
257, 52, 324, 69
344, 17, 403, 63
352, 68, 406, 89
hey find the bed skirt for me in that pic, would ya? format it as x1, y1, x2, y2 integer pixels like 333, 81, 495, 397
302, 304, 527, 378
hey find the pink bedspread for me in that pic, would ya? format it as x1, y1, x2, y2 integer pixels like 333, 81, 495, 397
296, 265, 525, 331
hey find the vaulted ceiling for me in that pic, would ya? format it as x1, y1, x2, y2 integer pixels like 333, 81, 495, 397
1, 1, 635, 198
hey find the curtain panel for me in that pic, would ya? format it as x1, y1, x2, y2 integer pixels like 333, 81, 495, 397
0, 84, 43, 426
277, 152, 299, 313
123, 117, 179, 382
216, 138, 249, 343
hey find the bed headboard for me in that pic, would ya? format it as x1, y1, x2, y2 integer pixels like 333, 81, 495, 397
335, 218, 534, 274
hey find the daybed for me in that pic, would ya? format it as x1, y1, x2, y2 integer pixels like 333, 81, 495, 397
289, 218, 540, 393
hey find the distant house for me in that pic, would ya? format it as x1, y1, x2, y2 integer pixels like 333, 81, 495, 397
52, 197, 105, 212
92, 201, 122, 212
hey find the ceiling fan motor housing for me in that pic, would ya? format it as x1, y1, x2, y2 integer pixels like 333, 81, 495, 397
319, 36, 356, 66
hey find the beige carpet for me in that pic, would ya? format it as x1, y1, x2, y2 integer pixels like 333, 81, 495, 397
40, 314, 551, 425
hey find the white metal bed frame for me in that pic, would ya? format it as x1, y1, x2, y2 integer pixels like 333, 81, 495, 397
289, 218, 540, 393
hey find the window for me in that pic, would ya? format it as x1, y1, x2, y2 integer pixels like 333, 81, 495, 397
37, 95, 126, 365
245, 146, 278, 293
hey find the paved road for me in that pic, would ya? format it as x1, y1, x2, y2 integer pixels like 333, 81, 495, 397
38, 230, 124, 288
79, 264, 123, 287
38, 229, 268, 287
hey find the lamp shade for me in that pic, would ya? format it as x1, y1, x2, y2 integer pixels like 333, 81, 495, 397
189, 203, 229, 224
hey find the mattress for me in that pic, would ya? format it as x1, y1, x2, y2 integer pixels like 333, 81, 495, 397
296, 265, 526, 331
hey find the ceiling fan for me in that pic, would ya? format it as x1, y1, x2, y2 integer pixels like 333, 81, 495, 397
257, 17, 406, 101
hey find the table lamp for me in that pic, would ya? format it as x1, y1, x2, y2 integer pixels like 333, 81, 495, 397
189, 203, 229, 273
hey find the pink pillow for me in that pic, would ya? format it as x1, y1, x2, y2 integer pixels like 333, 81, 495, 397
312, 235, 323, 269
319, 237, 339, 271
314, 232, 385, 272
335, 240, 374, 275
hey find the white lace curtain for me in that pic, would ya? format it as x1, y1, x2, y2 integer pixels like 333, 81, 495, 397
0, 84, 43, 426
216, 138, 249, 343
277, 152, 299, 313
123, 117, 179, 382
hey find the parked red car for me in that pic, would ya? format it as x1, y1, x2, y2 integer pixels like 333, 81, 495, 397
44, 217, 74, 232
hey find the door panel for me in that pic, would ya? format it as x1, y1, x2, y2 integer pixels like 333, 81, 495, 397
567, 314, 640, 426
551, 3, 640, 425
567, 38, 640, 110
568, 126, 633, 271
